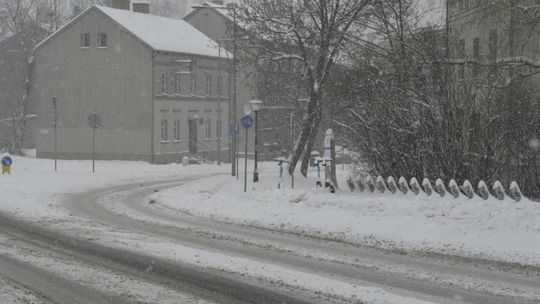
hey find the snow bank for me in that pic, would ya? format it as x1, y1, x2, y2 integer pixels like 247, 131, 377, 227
153, 162, 540, 267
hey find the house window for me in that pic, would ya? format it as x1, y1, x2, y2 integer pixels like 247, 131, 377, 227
217, 118, 222, 138
206, 75, 212, 96
191, 74, 197, 95
174, 74, 180, 94
81, 33, 90, 48
174, 119, 181, 141
472, 37, 480, 77
98, 32, 107, 48
161, 73, 166, 93
205, 119, 212, 139
161, 119, 168, 141
217, 75, 223, 96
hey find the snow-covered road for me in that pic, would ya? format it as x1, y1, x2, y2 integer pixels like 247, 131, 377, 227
1, 157, 539, 303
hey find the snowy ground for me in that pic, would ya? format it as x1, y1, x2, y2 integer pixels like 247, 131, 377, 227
1, 156, 539, 303
151, 162, 540, 267
0, 155, 227, 220
0, 275, 50, 304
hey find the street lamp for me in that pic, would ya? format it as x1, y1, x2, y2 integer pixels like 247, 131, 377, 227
192, 4, 238, 177
249, 99, 262, 182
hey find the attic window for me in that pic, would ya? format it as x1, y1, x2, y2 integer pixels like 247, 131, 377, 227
98, 32, 107, 48
81, 33, 90, 48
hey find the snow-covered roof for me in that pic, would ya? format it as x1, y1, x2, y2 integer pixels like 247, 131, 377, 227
185, 2, 245, 29
35, 5, 230, 58
96, 6, 228, 58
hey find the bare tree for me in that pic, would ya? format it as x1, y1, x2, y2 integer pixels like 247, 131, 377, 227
0, 0, 59, 153
335, 0, 539, 198
239, 0, 370, 177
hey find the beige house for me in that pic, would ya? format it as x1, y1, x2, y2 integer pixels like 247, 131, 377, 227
33, 3, 231, 163
185, 1, 260, 158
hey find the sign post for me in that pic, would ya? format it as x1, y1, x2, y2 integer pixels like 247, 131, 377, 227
88, 112, 102, 173
1, 155, 12, 175
52, 97, 58, 171
240, 114, 253, 192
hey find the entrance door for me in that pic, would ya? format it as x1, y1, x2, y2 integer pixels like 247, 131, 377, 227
188, 118, 198, 154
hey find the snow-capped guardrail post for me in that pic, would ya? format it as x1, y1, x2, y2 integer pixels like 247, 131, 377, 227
461, 180, 474, 199
376, 176, 386, 193
398, 177, 409, 195
365, 176, 375, 193
509, 181, 523, 202
422, 178, 433, 196
410, 177, 420, 195
434, 178, 446, 197
387, 176, 398, 194
346, 172, 528, 202
448, 179, 460, 198
477, 181, 489, 200
355, 177, 365, 193
347, 176, 355, 192
492, 181, 505, 201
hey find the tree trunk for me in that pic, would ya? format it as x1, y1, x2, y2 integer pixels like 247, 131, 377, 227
288, 89, 320, 175
300, 106, 322, 177
13, 56, 34, 155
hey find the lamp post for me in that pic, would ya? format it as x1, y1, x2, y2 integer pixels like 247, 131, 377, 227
249, 99, 262, 182
192, 4, 238, 177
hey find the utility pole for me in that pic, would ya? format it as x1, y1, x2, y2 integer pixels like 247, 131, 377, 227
217, 41, 222, 166
191, 4, 238, 176
231, 6, 238, 178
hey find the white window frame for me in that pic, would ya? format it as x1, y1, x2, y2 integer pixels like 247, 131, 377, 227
174, 119, 181, 142
161, 73, 167, 94
206, 75, 212, 96
161, 119, 168, 142
97, 32, 107, 48
205, 118, 212, 139
217, 75, 223, 96
81, 33, 90, 48
174, 74, 180, 94
191, 74, 197, 95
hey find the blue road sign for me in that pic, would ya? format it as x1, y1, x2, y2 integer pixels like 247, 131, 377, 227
241, 115, 253, 128
1, 156, 12, 166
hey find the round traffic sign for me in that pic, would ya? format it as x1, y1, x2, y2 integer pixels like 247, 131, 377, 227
241, 115, 253, 128
88, 113, 103, 129
1, 156, 12, 166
